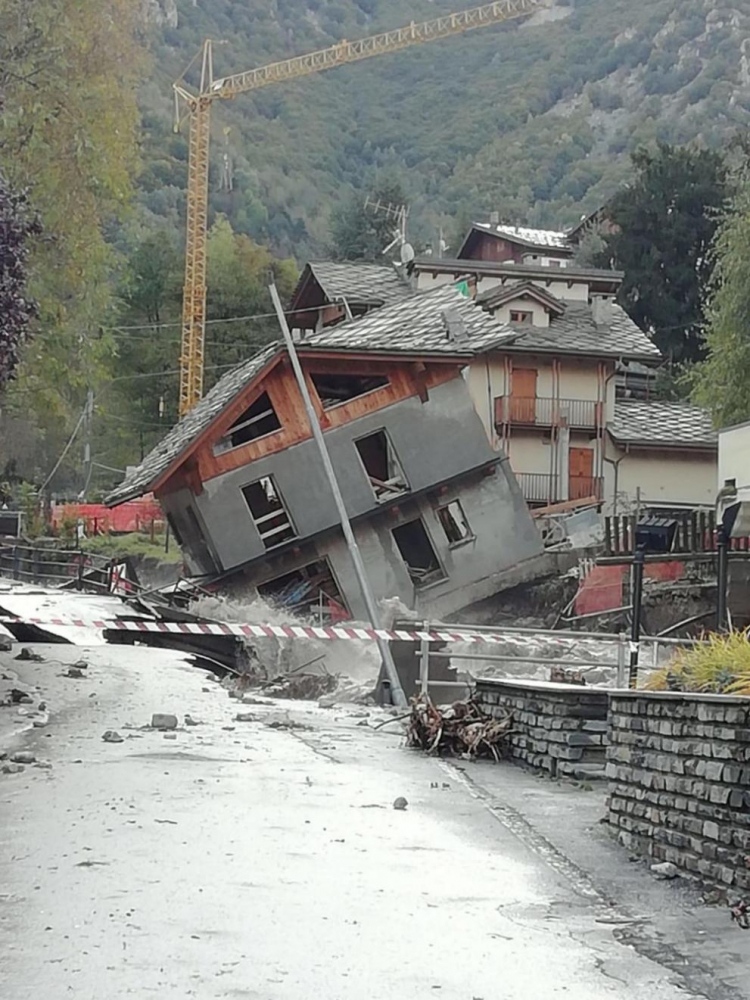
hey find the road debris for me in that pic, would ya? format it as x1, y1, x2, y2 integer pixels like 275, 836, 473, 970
151, 713, 177, 730
15, 648, 44, 662
102, 730, 124, 743
11, 751, 36, 764
730, 899, 749, 930
651, 862, 680, 880
407, 697, 512, 761
262, 673, 337, 701
235, 712, 256, 722
64, 666, 85, 679
10, 689, 33, 704
184, 714, 200, 726
393, 796, 408, 811
2, 763, 25, 774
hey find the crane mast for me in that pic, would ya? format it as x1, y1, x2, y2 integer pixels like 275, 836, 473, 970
174, 0, 546, 415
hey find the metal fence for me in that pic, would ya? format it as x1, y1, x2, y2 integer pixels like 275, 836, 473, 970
0, 542, 115, 590
413, 620, 700, 697
494, 396, 600, 429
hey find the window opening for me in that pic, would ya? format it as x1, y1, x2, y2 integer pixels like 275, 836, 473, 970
242, 476, 296, 549
258, 559, 348, 621
510, 309, 533, 324
392, 518, 445, 587
311, 371, 389, 409
215, 392, 281, 454
355, 430, 408, 501
437, 501, 472, 545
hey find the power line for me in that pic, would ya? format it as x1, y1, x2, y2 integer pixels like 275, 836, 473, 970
104, 302, 327, 333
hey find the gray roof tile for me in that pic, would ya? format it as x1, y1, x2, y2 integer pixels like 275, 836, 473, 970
105, 343, 281, 506
503, 302, 661, 361
307, 260, 413, 306
105, 287, 513, 505
472, 222, 571, 250
301, 284, 516, 356
610, 400, 717, 449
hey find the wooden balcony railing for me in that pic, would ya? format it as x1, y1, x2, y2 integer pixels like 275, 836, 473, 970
495, 396, 601, 429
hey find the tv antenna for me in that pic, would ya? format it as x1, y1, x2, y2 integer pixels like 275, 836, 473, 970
364, 196, 413, 263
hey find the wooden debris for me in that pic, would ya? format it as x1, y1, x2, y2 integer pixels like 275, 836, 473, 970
406, 697, 512, 762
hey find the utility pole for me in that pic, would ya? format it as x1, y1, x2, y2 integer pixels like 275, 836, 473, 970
82, 387, 94, 498
628, 547, 645, 689
269, 284, 407, 708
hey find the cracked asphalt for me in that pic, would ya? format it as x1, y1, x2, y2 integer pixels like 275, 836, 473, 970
0, 641, 748, 999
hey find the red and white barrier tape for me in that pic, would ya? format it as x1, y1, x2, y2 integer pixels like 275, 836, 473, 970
0, 614, 611, 647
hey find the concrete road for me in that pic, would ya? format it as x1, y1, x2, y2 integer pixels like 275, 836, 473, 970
0, 643, 746, 999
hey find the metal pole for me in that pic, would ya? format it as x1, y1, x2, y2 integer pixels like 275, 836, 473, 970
616, 631, 627, 688
717, 525, 728, 632
419, 637, 430, 698
269, 283, 407, 707
629, 547, 645, 689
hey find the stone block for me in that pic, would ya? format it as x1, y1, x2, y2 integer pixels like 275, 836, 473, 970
704, 820, 721, 841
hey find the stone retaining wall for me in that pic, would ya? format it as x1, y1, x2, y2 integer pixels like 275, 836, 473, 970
475, 678, 608, 779
607, 691, 750, 891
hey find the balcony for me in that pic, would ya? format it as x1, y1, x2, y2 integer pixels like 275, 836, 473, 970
515, 472, 603, 506
494, 396, 601, 430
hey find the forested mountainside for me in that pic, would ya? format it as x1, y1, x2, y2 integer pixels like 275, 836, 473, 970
140, 0, 750, 256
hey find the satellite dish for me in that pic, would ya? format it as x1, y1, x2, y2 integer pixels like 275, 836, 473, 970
400, 242, 415, 264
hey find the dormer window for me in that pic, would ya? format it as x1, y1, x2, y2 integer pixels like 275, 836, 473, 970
215, 392, 281, 455
510, 310, 533, 325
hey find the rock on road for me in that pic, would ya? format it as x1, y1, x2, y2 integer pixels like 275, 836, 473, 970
0, 643, 747, 999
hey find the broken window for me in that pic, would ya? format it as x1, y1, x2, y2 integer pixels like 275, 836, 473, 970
311, 371, 389, 409
392, 518, 445, 587
354, 430, 408, 502
258, 559, 348, 620
215, 392, 281, 454
510, 309, 533, 324
242, 476, 296, 550
437, 501, 472, 545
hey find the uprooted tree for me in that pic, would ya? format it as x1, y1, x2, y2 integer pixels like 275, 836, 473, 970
0, 173, 40, 389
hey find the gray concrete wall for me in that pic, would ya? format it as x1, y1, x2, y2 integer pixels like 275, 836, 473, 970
191, 378, 501, 573
160, 487, 220, 577
212, 459, 542, 622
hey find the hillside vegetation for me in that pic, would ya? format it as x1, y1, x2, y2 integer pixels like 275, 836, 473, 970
140, 0, 750, 255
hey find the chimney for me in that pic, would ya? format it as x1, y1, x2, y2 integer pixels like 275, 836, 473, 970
489, 210, 500, 226
442, 308, 468, 345
591, 296, 614, 326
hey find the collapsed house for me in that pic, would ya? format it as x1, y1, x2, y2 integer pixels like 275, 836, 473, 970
105, 286, 544, 621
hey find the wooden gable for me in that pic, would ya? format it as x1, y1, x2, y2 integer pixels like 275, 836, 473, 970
159, 353, 463, 493
459, 230, 524, 263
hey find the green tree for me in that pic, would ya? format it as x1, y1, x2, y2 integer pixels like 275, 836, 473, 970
0, 0, 143, 486
0, 175, 41, 388
205, 215, 298, 377
329, 180, 408, 261
692, 178, 750, 427
601, 143, 729, 364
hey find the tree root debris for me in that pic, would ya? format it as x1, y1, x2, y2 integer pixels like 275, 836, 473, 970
406, 697, 512, 761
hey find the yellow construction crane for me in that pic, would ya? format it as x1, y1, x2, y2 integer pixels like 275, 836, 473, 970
173, 0, 546, 415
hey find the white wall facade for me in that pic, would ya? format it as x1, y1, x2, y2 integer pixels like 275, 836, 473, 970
604, 442, 718, 512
